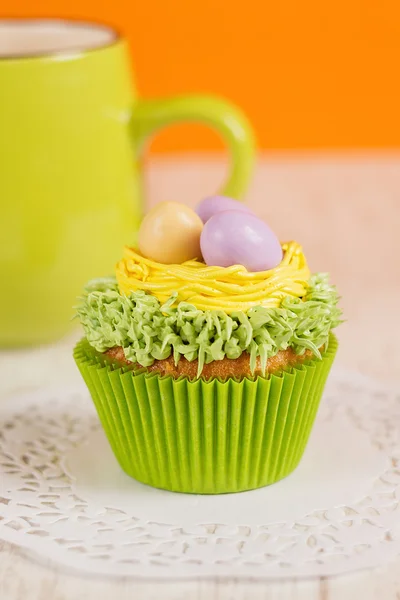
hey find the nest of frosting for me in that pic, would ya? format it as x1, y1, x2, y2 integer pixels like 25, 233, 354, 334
116, 241, 311, 313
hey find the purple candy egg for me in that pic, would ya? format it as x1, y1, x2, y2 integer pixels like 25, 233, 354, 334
196, 195, 253, 223
200, 210, 282, 272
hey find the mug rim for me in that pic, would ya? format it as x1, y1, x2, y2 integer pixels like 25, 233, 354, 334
0, 17, 121, 61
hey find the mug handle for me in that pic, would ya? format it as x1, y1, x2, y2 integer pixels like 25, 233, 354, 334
130, 95, 256, 199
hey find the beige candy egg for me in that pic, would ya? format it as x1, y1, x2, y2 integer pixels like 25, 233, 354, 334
138, 201, 203, 264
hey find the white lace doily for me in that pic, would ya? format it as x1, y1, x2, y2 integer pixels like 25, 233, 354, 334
0, 368, 399, 580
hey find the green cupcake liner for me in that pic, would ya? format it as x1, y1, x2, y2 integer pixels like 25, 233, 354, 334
73, 335, 338, 494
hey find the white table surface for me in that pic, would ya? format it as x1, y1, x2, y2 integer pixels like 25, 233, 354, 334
1, 153, 399, 599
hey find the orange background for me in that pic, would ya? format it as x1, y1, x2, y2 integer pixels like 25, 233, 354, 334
3, 1, 400, 152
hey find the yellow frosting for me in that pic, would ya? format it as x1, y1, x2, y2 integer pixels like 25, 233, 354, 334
115, 241, 311, 313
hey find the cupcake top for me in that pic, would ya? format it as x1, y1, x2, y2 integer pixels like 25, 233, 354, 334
116, 241, 309, 312
77, 197, 342, 378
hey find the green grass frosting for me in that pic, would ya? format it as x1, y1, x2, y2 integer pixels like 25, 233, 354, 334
77, 274, 342, 377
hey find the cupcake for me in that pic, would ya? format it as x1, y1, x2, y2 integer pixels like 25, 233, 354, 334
74, 197, 341, 494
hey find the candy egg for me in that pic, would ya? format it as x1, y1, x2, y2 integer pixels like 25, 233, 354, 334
200, 210, 282, 271
138, 201, 203, 264
196, 195, 253, 223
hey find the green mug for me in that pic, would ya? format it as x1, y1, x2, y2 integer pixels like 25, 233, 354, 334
0, 19, 255, 346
